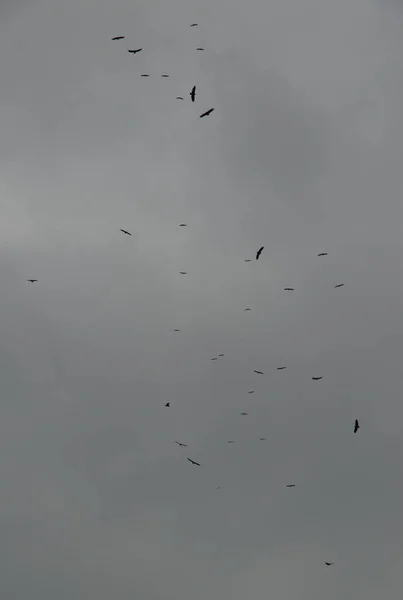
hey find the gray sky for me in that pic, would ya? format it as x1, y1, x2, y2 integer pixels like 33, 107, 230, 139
1, 0, 403, 598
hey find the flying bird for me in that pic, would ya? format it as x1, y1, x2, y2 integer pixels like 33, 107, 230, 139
173, 329, 180, 332
312, 377, 323, 381
284, 288, 294, 291
354, 419, 360, 433
286, 484, 296, 488
190, 86, 196, 102
325, 562, 334, 567
248, 390, 255, 394
120, 229, 132, 236
187, 457, 201, 466
259, 437, 267, 441
218, 354, 224, 357
256, 246, 264, 260
180, 272, 187, 275
334, 283, 344, 288
27, 279, 38, 283
199, 108, 214, 118
245, 259, 252, 262
179, 223, 187, 226
318, 252, 328, 256
128, 48, 142, 54
165, 402, 170, 407
175, 441, 188, 447
161, 74, 170, 77
190, 23, 198, 27
240, 412, 248, 416
227, 440, 235, 443
211, 357, 218, 361
176, 96, 184, 100
112, 36, 125, 40
196, 48, 204, 51
277, 366, 287, 370
254, 370, 264, 375
244, 308, 251, 311
141, 74, 150, 77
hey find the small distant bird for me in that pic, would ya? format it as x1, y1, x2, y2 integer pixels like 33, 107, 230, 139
312, 377, 323, 381
199, 108, 214, 118
165, 402, 170, 407
248, 390, 255, 394
190, 86, 196, 102
334, 283, 344, 288
240, 412, 248, 416
218, 354, 224, 357
245, 259, 252, 262
179, 223, 187, 226
211, 357, 218, 361
254, 370, 264, 375
318, 252, 328, 256
112, 36, 125, 40
175, 441, 188, 447
27, 279, 38, 283
120, 228, 132, 236
286, 484, 296, 488
277, 366, 287, 370
161, 74, 170, 78
354, 419, 360, 433
284, 288, 294, 291
256, 246, 264, 260
227, 440, 235, 443
244, 308, 251, 311
128, 48, 142, 54
180, 272, 187, 275
325, 562, 334, 567
196, 48, 204, 51
259, 437, 267, 441
187, 457, 201, 466
141, 74, 150, 77
174, 329, 180, 332
176, 96, 184, 100
190, 23, 198, 27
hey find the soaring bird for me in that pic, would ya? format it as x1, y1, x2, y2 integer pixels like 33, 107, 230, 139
334, 283, 344, 288
27, 279, 38, 283
176, 96, 184, 100
325, 562, 334, 566
174, 329, 180, 332
245, 259, 252, 262
199, 108, 214, 118
165, 402, 170, 407
112, 36, 125, 40
248, 390, 255, 394
161, 74, 170, 77
190, 86, 196, 102
227, 440, 235, 443
254, 370, 264, 375
240, 412, 248, 416
196, 48, 204, 51
277, 366, 287, 370
259, 437, 267, 441
318, 252, 328, 256
180, 271, 187, 275
256, 246, 264, 260
284, 288, 294, 291
218, 353, 224, 357
286, 484, 296, 488
141, 74, 150, 77
128, 49, 142, 54
312, 377, 323, 381
190, 23, 198, 26
354, 419, 360, 433
244, 308, 251, 311
179, 223, 187, 226
175, 441, 188, 447
120, 228, 132, 236
211, 357, 218, 361
187, 457, 201, 466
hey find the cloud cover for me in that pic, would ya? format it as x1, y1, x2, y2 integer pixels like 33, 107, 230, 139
1, 0, 403, 598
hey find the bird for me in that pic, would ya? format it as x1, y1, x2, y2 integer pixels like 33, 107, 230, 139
175, 441, 188, 447
27, 279, 38, 283
256, 246, 264, 260
190, 23, 198, 27
218, 354, 224, 357
187, 457, 201, 466
120, 228, 132, 236
245, 259, 252, 262
199, 108, 214, 118
325, 562, 334, 567
354, 419, 360, 433
165, 402, 170, 407
179, 223, 187, 226
318, 252, 328, 256
211, 357, 218, 361
196, 48, 204, 51
284, 288, 295, 291
161, 74, 170, 78
128, 48, 142, 54
112, 36, 125, 40
173, 329, 180, 332
248, 390, 255, 394
244, 308, 251, 311
286, 484, 296, 488
180, 271, 187, 275
334, 283, 344, 288
227, 440, 235, 443
277, 366, 287, 370
312, 377, 323, 381
259, 437, 267, 441
141, 74, 150, 77
240, 412, 248, 416
254, 370, 264, 375
190, 86, 196, 102
176, 96, 184, 100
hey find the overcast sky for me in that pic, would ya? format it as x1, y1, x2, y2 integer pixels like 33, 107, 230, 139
1, 0, 403, 598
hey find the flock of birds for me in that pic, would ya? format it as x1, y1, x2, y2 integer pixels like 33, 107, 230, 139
25, 24, 362, 570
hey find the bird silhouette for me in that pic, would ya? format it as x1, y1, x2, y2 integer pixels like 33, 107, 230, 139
325, 562, 334, 566
318, 252, 328, 256
190, 23, 198, 27
286, 484, 296, 488
218, 354, 224, 357
120, 229, 132, 236
187, 457, 201, 466
173, 329, 180, 332
284, 288, 294, 291
240, 412, 248, 416
259, 437, 267, 441
190, 86, 196, 102
27, 279, 38, 283
334, 283, 344, 288
199, 108, 214, 118
165, 402, 170, 407
254, 370, 264, 375
176, 96, 184, 100
245, 259, 252, 262
312, 377, 323, 381
211, 357, 218, 361
227, 440, 235, 443
128, 48, 142, 54
161, 74, 170, 78
141, 74, 150, 77
180, 272, 187, 275
248, 390, 255, 394
256, 246, 264, 260
244, 308, 251, 311
179, 223, 187, 226
354, 419, 360, 433
277, 366, 287, 370
196, 48, 204, 51
112, 36, 125, 40
175, 441, 188, 447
